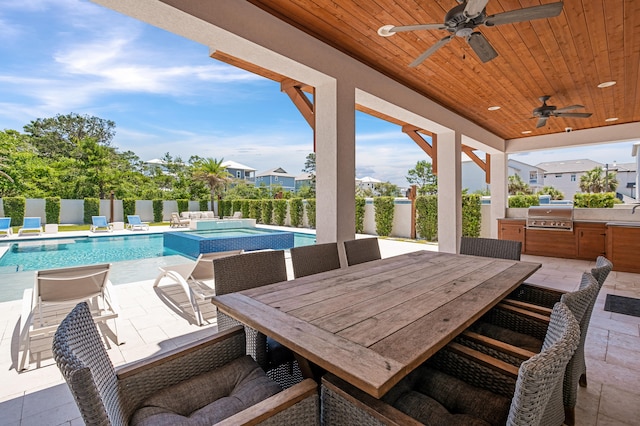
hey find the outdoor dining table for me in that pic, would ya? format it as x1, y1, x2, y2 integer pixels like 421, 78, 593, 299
211, 250, 541, 398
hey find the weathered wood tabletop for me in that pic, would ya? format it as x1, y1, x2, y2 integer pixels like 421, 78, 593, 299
211, 250, 541, 398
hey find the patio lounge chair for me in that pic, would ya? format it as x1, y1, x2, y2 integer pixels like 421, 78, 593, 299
19, 263, 120, 371
223, 211, 243, 219
153, 250, 243, 325
53, 303, 319, 426
0, 217, 12, 237
126, 214, 149, 231
169, 212, 190, 228
18, 217, 43, 236
90, 215, 112, 232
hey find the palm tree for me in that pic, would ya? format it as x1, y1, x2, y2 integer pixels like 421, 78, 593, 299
579, 166, 618, 193
192, 158, 231, 216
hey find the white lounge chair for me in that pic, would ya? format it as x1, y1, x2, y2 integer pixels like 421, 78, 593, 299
18, 217, 43, 236
126, 215, 149, 231
153, 250, 243, 325
170, 212, 190, 228
223, 211, 243, 219
90, 216, 113, 232
0, 217, 12, 237
19, 263, 121, 370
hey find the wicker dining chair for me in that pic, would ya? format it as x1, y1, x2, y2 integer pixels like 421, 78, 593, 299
53, 302, 319, 426
321, 302, 580, 426
213, 250, 303, 388
459, 236, 522, 260
343, 238, 381, 266
290, 242, 341, 278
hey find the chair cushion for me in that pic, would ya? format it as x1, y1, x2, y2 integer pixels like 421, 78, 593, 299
394, 391, 492, 426
131, 355, 282, 426
470, 322, 543, 353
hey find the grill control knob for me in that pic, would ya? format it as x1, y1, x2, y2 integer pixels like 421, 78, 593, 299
540, 221, 546, 226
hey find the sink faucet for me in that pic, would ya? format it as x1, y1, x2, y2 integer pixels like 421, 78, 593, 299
633, 204, 640, 214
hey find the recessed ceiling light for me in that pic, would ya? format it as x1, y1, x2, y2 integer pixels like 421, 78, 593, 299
597, 81, 616, 88
605, 117, 619, 122
521, 130, 532, 134
487, 106, 500, 111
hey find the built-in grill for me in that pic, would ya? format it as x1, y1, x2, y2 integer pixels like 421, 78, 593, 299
526, 205, 574, 231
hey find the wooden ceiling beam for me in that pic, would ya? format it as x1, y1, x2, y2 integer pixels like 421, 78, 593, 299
402, 125, 437, 175
462, 146, 491, 184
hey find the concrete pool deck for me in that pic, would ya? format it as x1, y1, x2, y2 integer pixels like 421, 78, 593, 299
0, 235, 639, 425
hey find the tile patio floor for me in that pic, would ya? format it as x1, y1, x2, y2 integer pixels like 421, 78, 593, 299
0, 236, 638, 425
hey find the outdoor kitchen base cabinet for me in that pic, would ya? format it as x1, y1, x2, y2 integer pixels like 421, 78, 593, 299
607, 225, 640, 273
575, 222, 607, 260
525, 229, 576, 258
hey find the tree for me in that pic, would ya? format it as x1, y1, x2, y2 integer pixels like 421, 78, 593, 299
23, 113, 116, 158
537, 186, 564, 200
375, 182, 401, 197
508, 174, 533, 195
192, 158, 231, 215
579, 166, 618, 193
406, 160, 437, 195
302, 152, 316, 196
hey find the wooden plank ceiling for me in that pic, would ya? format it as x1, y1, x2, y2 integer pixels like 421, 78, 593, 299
238, 0, 639, 140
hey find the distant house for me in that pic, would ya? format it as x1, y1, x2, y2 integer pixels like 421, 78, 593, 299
143, 158, 169, 176
356, 176, 382, 194
462, 158, 545, 194
221, 160, 256, 182
255, 167, 296, 193
295, 173, 314, 192
537, 159, 605, 200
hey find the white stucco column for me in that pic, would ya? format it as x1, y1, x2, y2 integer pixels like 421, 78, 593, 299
437, 131, 462, 253
490, 152, 508, 238
315, 80, 356, 244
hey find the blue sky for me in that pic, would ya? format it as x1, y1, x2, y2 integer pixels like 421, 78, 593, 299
1, 0, 637, 187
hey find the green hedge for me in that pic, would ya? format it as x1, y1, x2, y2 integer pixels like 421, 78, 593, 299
508, 195, 539, 208
374, 197, 395, 237
122, 198, 136, 222
153, 199, 163, 222
83, 198, 100, 224
462, 194, 481, 237
232, 200, 243, 216
574, 192, 616, 208
289, 198, 304, 227
305, 199, 316, 228
261, 199, 273, 225
177, 199, 189, 214
248, 200, 262, 222
241, 200, 250, 219
219, 200, 232, 217
45, 196, 60, 224
199, 199, 209, 211
273, 199, 287, 226
3, 196, 26, 226
416, 195, 438, 241
355, 198, 365, 233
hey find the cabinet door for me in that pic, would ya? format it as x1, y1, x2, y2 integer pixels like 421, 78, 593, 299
576, 223, 606, 260
498, 220, 525, 250
607, 226, 640, 273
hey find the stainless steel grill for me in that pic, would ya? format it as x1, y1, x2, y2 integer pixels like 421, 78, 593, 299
526, 206, 574, 231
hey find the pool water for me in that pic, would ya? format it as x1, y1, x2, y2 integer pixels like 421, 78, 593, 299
0, 231, 316, 273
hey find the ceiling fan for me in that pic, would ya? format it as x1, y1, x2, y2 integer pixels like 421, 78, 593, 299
377, 0, 564, 66
532, 95, 592, 128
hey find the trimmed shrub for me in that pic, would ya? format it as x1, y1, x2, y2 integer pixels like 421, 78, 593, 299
45, 196, 61, 225
177, 199, 189, 214
274, 199, 287, 226
416, 195, 438, 241
199, 199, 209, 211
220, 200, 232, 217
261, 199, 273, 225
305, 199, 316, 228
508, 195, 539, 208
248, 200, 262, 222
3, 196, 26, 227
462, 194, 481, 237
374, 197, 395, 237
289, 198, 304, 227
241, 200, 250, 219
232, 200, 243, 216
574, 192, 616, 208
152, 199, 163, 223
84, 198, 100, 224
122, 198, 136, 222
355, 197, 366, 233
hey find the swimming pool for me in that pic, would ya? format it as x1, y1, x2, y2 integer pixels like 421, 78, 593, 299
0, 231, 316, 273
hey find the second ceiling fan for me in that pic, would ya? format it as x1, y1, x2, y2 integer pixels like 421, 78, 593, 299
378, 0, 564, 67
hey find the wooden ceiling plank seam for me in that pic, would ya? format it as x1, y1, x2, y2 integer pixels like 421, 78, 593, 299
622, 0, 640, 120
602, 0, 625, 121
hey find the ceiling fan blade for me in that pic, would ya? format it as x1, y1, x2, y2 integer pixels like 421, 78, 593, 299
536, 117, 548, 128
463, 0, 490, 19
485, 2, 564, 27
385, 23, 447, 34
467, 32, 498, 63
554, 104, 585, 113
409, 35, 454, 67
553, 112, 592, 118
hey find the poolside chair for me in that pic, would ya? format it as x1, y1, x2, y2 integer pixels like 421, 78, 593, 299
126, 214, 149, 231
170, 212, 190, 228
153, 250, 243, 325
19, 263, 120, 371
290, 242, 341, 278
0, 217, 12, 237
18, 217, 43, 236
53, 303, 319, 426
90, 215, 113, 232
459, 236, 522, 260
343, 237, 382, 266
223, 211, 243, 219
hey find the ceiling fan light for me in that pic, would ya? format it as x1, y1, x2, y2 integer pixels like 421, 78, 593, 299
605, 117, 619, 122
487, 106, 500, 111
597, 81, 616, 88
377, 25, 396, 37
